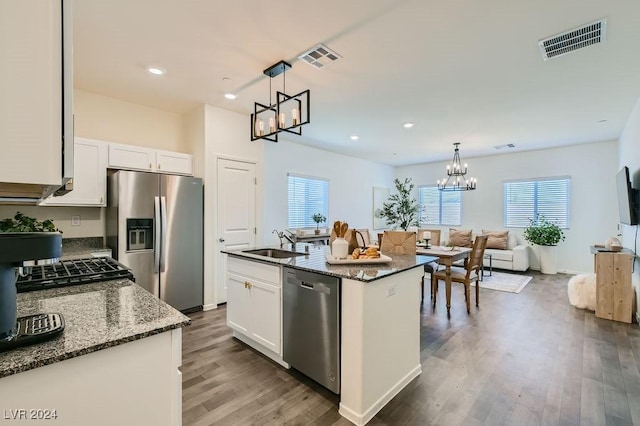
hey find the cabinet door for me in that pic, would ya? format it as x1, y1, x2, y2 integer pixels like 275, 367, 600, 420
0, 0, 63, 186
39, 138, 107, 206
108, 143, 155, 172
249, 280, 281, 355
226, 273, 251, 335
155, 150, 193, 176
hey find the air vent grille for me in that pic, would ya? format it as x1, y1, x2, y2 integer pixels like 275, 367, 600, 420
539, 18, 607, 61
494, 144, 515, 150
298, 44, 342, 69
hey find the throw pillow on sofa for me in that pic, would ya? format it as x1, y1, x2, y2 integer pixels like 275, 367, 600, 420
448, 228, 472, 247
482, 230, 509, 250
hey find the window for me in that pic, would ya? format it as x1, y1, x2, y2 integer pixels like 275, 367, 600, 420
288, 174, 329, 228
504, 177, 570, 228
418, 185, 462, 226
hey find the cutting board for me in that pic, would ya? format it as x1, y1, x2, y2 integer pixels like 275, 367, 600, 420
325, 254, 392, 264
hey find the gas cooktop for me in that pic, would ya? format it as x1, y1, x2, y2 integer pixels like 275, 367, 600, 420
16, 257, 134, 293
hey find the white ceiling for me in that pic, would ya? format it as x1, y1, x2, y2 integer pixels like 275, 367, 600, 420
73, 0, 640, 166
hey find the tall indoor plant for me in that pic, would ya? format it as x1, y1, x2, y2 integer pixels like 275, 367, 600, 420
378, 178, 419, 231
523, 214, 565, 274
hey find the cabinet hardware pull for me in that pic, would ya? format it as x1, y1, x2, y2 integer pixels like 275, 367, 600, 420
158, 164, 161, 170
100, 196, 104, 204
149, 163, 152, 169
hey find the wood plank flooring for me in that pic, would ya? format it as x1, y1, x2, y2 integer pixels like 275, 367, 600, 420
181, 272, 640, 425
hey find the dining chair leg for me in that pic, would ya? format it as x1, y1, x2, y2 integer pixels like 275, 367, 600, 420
465, 283, 470, 313
475, 278, 480, 306
432, 276, 437, 307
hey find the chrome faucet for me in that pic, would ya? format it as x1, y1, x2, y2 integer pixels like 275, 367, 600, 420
272, 229, 296, 248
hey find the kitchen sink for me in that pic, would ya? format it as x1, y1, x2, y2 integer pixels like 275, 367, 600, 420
242, 248, 306, 259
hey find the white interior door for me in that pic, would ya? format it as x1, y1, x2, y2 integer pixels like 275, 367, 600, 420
216, 158, 257, 303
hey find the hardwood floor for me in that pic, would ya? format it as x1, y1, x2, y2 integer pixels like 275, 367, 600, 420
181, 272, 640, 425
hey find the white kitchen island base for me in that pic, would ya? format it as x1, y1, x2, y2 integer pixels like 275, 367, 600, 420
339, 268, 423, 425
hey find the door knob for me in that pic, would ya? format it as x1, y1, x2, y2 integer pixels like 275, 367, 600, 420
219, 238, 225, 242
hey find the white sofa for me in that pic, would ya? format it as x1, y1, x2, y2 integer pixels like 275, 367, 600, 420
439, 230, 530, 272
483, 232, 530, 272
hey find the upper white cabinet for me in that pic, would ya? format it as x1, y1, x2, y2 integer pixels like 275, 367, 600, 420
109, 144, 193, 176
40, 138, 108, 207
0, 0, 73, 198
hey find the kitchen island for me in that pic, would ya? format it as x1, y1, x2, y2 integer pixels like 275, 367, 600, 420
223, 243, 436, 426
0, 279, 189, 426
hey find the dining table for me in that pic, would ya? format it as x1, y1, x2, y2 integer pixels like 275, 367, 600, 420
416, 245, 472, 313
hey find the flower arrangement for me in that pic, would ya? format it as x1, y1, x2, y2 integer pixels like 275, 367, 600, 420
523, 214, 565, 246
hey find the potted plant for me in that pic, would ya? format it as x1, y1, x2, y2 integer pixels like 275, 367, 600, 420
378, 178, 420, 231
0, 212, 60, 233
523, 214, 565, 274
311, 213, 326, 235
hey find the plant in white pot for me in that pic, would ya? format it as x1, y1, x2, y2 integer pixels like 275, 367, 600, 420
523, 214, 565, 274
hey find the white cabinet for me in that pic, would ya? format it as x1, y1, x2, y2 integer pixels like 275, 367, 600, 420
39, 138, 107, 206
108, 143, 193, 176
0, 0, 73, 198
226, 257, 281, 356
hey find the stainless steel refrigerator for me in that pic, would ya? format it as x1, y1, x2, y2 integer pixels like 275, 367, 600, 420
106, 170, 203, 312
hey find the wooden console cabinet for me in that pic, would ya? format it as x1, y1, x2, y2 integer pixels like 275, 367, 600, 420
592, 247, 634, 323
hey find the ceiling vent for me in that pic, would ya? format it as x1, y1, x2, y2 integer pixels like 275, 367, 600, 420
494, 143, 515, 150
539, 18, 607, 61
298, 44, 342, 69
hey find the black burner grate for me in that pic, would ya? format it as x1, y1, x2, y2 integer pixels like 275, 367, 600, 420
16, 257, 134, 293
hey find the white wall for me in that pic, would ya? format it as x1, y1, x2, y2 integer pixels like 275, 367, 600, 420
74, 89, 188, 152
0, 205, 103, 238
187, 105, 265, 309
618, 95, 640, 322
396, 141, 619, 274
263, 139, 394, 245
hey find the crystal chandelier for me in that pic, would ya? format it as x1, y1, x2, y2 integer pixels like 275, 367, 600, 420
437, 143, 477, 191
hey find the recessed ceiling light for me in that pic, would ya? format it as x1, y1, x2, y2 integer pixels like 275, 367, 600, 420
147, 67, 165, 75
350, 135, 359, 141
403, 122, 415, 128
224, 93, 237, 100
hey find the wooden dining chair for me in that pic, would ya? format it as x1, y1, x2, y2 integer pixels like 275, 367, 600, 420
432, 235, 488, 313
380, 231, 416, 255
355, 229, 372, 247
417, 229, 442, 302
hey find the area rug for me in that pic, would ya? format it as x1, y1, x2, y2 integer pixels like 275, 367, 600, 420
470, 271, 533, 294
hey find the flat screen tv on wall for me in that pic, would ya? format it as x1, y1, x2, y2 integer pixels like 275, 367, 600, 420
616, 166, 639, 226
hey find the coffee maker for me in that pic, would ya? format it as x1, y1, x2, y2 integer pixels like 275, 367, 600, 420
0, 232, 64, 351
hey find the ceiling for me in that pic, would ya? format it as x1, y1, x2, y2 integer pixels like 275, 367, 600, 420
73, 0, 640, 166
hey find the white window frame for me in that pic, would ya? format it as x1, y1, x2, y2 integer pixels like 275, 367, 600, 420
503, 176, 571, 228
418, 185, 462, 226
287, 173, 329, 229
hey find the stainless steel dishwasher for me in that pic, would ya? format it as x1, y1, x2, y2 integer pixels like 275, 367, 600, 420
282, 267, 340, 394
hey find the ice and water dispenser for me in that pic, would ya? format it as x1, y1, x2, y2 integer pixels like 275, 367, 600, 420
126, 219, 153, 251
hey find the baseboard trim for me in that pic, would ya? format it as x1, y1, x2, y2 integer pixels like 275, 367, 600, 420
202, 303, 217, 311
338, 364, 421, 426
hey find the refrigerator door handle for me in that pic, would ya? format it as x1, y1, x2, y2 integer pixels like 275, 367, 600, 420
160, 196, 168, 272
154, 196, 161, 273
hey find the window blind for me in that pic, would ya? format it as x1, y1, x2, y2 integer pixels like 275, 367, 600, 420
418, 186, 461, 226
504, 177, 570, 228
287, 174, 329, 228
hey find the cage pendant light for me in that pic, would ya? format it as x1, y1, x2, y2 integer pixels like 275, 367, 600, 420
250, 60, 311, 143
437, 143, 477, 191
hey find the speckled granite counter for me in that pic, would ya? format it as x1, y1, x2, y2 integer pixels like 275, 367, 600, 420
0, 279, 190, 378
222, 243, 436, 282
61, 237, 111, 260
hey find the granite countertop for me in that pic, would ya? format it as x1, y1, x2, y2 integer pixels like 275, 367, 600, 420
223, 243, 437, 282
0, 279, 190, 378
